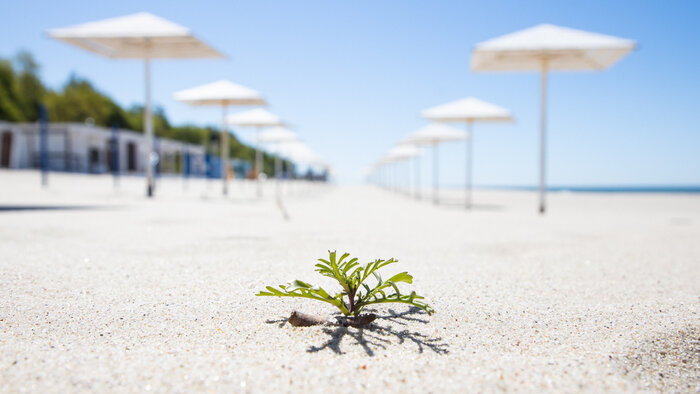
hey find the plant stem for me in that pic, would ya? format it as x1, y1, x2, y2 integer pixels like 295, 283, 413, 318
348, 289, 356, 316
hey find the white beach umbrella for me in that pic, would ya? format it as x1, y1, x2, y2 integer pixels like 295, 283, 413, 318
174, 80, 264, 106
273, 141, 329, 185
422, 97, 513, 209
397, 138, 425, 200
266, 141, 299, 162
272, 141, 325, 168
227, 108, 285, 197
373, 156, 398, 190
369, 162, 386, 187
472, 24, 636, 213
404, 124, 468, 204
363, 164, 377, 182
396, 140, 423, 199
257, 126, 299, 144
173, 80, 266, 196
385, 144, 420, 162
385, 144, 420, 194
257, 127, 300, 192
404, 123, 468, 145
226, 108, 283, 127
294, 145, 325, 167
48, 12, 224, 197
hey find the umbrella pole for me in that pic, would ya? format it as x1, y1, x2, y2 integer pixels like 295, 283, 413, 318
387, 163, 391, 191
183, 148, 188, 191
398, 161, 402, 194
539, 59, 549, 214
466, 121, 473, 209
144, 57, 154, 197
255, 127, 262, 198
433, 141, 439, 205
221, 104, 229, 196
406, 160, 410, 196
415, 153, 420, 200
380, 165, 384, 189
39, 105, 48, 187
388, 163, 392, 191
111, 123, 119, 190
407, 160, 411, 197
403, 160, 407, 196
384, 165, 387, 190
275, 155, 281, 198
397, 162, 401, 194
390, 164, 393, 191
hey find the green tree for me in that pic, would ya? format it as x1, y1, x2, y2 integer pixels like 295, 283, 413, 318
45, 74, 130, 127
0, 59, 25, 121
14, 50, 45, 121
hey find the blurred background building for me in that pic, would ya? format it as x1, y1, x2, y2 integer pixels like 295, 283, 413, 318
0, 121, 206, 176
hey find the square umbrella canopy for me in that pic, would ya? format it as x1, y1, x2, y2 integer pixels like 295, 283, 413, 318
472, 24, 635, 213
257, 126, 299, 144
226, 108, 285, 127
421, 97, 513, 123
472, 24, 635, 72
422, 97, 513, 209
385, 144, 420, 162
48, 12, 224, 197
174, 80, 267, 196
174, 80, 266, 106
47, 12, 223, 59
403, 123, 468, 146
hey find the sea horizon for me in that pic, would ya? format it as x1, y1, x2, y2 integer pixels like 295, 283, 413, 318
443, 184, 700, 194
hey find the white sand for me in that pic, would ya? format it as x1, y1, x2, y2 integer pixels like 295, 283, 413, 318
0, 170, 698, 392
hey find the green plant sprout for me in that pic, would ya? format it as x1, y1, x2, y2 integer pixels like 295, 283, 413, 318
256, 251, 434, 317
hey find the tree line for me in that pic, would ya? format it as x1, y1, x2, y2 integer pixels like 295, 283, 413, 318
0, 50, 280, 174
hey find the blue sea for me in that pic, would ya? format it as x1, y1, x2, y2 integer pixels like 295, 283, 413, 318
475, 185, 700, 194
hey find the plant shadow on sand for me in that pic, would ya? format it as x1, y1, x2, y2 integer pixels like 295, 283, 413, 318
266, 306, 449, 356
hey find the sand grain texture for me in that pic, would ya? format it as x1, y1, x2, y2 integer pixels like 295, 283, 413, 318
0, 171, 698, 392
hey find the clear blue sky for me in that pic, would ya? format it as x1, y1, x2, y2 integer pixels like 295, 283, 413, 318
2, 1, 699, 186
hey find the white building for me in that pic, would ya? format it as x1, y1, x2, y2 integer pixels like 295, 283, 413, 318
0, 122, 206, 176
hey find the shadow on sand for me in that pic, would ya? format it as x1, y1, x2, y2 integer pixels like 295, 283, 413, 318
0, 205, 104, 212
266, 307, 449, 356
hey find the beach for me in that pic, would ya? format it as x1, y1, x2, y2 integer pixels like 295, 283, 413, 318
0, 170, 698, 392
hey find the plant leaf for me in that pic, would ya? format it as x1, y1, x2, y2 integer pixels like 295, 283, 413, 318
256, 280, 350, 315
387, 272, 413, 284
257, 252, 434, 317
